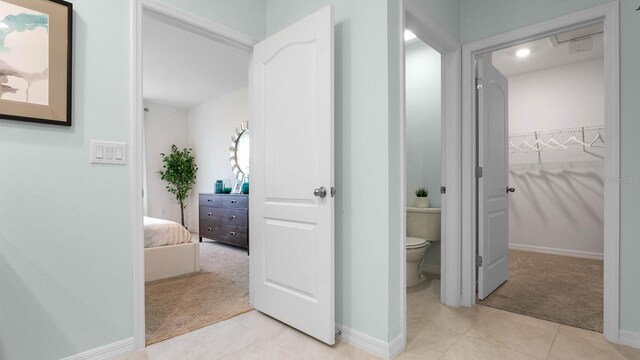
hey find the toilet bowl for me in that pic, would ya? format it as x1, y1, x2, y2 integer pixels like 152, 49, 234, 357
406, 237, 430, 287
406, 207, 441, 288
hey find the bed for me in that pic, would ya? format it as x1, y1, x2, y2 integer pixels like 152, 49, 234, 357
144, 216, 200, 282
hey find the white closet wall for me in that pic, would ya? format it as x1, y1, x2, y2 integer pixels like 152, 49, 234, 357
508, 58, 604, 258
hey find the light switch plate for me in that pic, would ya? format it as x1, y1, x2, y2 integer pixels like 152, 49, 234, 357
91, 140, 127, 165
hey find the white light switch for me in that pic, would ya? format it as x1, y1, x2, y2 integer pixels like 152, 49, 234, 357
105, 146, 114, 160
91, 140, 127, 165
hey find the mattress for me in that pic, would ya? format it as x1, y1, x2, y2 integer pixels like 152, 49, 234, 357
144, 216, 192, 248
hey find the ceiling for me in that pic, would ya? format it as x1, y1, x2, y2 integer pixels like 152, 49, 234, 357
492, 25, 604, 78
142, 14, 249, 108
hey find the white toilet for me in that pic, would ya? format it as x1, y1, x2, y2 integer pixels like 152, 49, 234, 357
406, 207, 441, 287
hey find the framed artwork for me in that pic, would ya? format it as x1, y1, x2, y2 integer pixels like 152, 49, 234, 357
0, 0, 72, 126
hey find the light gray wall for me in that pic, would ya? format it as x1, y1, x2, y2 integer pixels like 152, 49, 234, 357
405, 41, 441, 208
144, 101, 190, 226
460, 0, 613, 44
267, 0, 394, 342
461, 0, 640, 333
158, 0, 267, 41
507, 59, 604, 257
0, 1, 133, 359
412, 0, 460, 42
188, 88, 249, 231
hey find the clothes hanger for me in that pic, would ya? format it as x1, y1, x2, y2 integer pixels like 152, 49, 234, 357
509, 141, 524, 152
547, 131, 568, 150
518, 139, 540, 152
532, 138, 553, 150
588, 129, 605, 147
563, 132, 590, 147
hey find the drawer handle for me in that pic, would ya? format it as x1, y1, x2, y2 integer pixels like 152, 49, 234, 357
230, 200, 237, 204
207, 212, 213, 216
207, 227, 212, 231
229, 215, 236, 220
230, 232, 236, 236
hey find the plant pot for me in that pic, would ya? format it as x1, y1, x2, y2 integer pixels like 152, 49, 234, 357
416, 197, 429, 208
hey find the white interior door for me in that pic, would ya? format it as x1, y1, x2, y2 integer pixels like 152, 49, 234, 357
477, 54, 509, 300
250, 5, 335, 345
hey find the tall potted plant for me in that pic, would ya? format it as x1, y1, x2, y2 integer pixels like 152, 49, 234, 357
158, 145, 198, 227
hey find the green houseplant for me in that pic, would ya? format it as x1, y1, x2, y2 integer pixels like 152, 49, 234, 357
158, 145, 198, 227
415, 187, 429, 208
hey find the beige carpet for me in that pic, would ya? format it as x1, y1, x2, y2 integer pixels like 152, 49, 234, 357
145, 239, 252, 345
479, 249, 603, 333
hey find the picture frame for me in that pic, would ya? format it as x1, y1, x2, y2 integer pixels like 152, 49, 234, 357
0, 0, 72, 126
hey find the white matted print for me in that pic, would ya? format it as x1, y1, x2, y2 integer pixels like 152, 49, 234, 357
0, 0, 71, 126
0, 1, 49, 105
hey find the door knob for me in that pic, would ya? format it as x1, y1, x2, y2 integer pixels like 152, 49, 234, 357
314, 187, 328, 198
507, 187, 516, 193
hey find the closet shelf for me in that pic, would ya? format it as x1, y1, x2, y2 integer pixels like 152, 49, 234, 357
509, 125, 604, 153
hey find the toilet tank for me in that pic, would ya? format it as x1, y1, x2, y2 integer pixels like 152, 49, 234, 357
407, 207, 441, 242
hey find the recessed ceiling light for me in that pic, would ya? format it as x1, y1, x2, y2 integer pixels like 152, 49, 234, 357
404, 29, 416, 42
516, 48, 531, 58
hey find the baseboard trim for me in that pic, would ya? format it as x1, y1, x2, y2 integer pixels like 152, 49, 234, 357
388, 334, 405, 359
61, 338, 134, 360
336, 325, 404, 359
509, 243, 603, 260
619, 330, 640, 349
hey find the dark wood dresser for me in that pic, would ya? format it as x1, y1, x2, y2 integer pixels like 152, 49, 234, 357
199, 193, 249, 251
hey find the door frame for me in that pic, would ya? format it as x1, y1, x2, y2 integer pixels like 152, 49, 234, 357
460, 2, 620, 342
396, 0, 463, 349
130, 0, 257, 350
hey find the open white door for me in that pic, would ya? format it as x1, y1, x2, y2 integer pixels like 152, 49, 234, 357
477, 54, 509, 300
250, 5, 335, 344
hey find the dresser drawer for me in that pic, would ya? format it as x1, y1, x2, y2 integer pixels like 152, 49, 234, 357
220, 195, 248, 209
199, 207, 248, 226
200, 223, 248, 248
200, 194, 222, 207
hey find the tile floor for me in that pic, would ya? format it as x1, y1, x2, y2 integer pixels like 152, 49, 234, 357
402, 279, 640, 360
121, 278, 640, 360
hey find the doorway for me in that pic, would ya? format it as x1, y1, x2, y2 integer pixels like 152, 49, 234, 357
399, 1, 464, 352
476, 23, 606, 332
404, 26, 446, 343
461, 2, 620, 342
133, 1, 337, 351
141, 8, 252, 345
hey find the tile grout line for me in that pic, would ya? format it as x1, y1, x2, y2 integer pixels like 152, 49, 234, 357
434, 332, 466, 360
459, 335, 548, 360
544, 325, 562, 359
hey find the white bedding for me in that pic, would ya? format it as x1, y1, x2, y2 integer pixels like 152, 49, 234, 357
144, 216, 192, 248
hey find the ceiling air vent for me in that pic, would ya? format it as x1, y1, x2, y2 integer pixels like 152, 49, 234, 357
569, 36, 594, 54
548, 23, 603, 49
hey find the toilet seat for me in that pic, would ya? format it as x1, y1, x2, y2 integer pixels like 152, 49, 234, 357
406, 236, 428, 249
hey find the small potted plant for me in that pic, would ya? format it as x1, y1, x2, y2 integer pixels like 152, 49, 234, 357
415, 187, 429, 208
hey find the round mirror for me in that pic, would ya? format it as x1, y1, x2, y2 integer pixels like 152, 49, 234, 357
230, 121, 250, 180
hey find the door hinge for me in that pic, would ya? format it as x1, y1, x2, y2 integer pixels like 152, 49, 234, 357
476, 77, 484, 90
440, 186, 446, 194
476, 166, 483, 178
331, 187, 336, 197
476, 255, 483, 267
